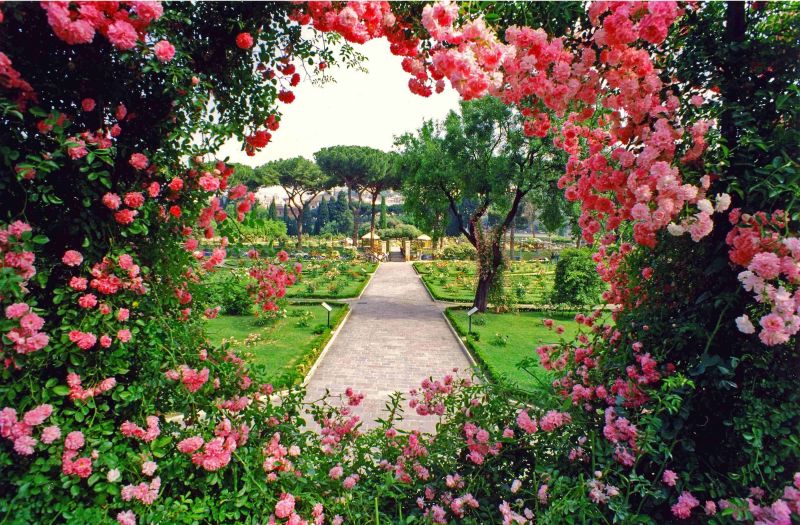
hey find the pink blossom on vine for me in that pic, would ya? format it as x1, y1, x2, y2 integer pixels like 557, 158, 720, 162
153, 40, 175, 62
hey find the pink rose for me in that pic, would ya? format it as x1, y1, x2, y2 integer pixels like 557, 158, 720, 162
153, 40, 175, 62
62, 250, 83, 267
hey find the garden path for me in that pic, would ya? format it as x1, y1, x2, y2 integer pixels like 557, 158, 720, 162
304, 262, 474, 433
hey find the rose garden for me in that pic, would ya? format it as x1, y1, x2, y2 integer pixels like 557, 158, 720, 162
1, 1, 799, 524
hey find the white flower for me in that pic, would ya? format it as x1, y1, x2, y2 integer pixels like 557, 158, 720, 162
107, 468, 120, 482
715, 193, 731, 212
667, 223, 685, 236
735, 314, 756, 334
697, 198, 714, 214
511, 479, 522, 493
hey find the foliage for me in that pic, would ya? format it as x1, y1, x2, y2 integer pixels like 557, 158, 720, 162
550, 249, 604, 306
441, 243, 477, 260
396, 96, 567, 310
202, 271, 253, 316
377, 224, 422, 239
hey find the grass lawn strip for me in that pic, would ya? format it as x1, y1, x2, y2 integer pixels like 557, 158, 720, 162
445, 307, 581, 392
205, 302, 348, 388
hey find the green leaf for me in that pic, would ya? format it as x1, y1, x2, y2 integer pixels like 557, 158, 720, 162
53, 385, 70, 396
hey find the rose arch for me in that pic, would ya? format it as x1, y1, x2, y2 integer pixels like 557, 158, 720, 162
1, 1, 798, 523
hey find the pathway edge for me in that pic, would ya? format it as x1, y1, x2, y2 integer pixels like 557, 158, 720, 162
302, 307, 353, 387
355, 261, 380, 300
440, 310, 479, 370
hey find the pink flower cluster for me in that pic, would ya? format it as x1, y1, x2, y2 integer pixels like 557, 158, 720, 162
0, 221, 36, 281
262, 432, 298, 482
4, 302, 48, 355
422, 2, 510, 100
189, 436, 235, 471
727, 211, 800, 346
588, 477, 620, 505
0, 52, 36, 110
67, 373, 117, 401
61, 431, 93, 478
498, 500, 533, 524
247, 251, 301, 313
603, 408, 638, 467
122, 477, 161, 505
165, 365, 210, 393
41, 1, 163, 50
120, 415, 160, 442
463, 422, 501, 465
516, 409, 571, 434
408, 374, 464, 417
0, 404, 54, 455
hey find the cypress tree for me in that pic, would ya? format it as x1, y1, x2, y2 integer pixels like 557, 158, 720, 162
379, 195, 388, 229
316, 196, 329, 234
302, 202, 314, 236
334, 191, 349, 233
268, 197, 277, 220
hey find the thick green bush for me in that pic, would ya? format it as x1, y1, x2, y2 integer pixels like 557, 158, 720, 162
441, 243, 478, 260
204, 272, 252, 315
550, 248, 604, 305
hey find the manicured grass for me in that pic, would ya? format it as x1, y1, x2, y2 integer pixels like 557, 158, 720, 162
286, 260, 378, 299
446, 307, 582, 391
414, 260, 556, 304
205, 303, 348, 387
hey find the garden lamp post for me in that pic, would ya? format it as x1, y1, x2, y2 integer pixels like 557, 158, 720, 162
321, 302, 332, 327
467, 306, 478, 335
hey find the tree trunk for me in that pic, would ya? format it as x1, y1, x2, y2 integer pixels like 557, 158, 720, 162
473, 234, 504, 312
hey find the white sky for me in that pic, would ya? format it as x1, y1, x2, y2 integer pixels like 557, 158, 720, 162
217, 39, 461, 167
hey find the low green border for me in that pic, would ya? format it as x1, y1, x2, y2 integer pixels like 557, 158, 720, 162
284, 301, 349, 385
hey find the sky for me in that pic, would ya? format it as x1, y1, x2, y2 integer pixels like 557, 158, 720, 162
217, 38, 461, 167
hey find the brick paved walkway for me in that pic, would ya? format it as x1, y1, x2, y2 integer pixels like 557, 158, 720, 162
304, 262, 473, 433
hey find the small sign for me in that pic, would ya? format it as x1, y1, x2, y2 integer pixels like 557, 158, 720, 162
467, 307, 479, 316
321, 302, 333, 312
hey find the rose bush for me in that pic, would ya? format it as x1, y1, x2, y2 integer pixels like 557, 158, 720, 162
1, 1, 798, 524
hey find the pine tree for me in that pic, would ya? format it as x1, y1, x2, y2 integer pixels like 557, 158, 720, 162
379, 195, 388, 229
268, 197, 277, 220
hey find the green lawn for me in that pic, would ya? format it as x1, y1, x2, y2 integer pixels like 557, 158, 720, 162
414, 260, 556, 304
286, 260, 377, 299
446, 307, 583, 391
205, 303, 348, 387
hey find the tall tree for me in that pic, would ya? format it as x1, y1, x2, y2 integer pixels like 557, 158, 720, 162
379, 196, 388, 229
397, 97, 565, 311
315, 145, 382, 244
268, 196, 277, 220
266, 157, 329, 248
363, 150, 400, 241
315, 196, 328, 234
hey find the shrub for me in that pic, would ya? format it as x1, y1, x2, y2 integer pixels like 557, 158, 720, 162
204, 272, 252, 315
550, 248, 604, 306
442, 243, 477, 260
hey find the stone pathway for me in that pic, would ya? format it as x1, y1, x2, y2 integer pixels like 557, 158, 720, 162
304, 262, 473, 433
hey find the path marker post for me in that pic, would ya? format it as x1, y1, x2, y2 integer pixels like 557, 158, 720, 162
321, 302, 332, 327
467, 306, 478, 335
